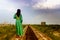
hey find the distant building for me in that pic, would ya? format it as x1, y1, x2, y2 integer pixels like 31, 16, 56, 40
41, 22, 46, 25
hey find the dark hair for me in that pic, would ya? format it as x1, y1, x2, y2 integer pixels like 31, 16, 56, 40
16, 9, 21, 17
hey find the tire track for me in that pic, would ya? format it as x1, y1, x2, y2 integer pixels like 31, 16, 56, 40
25, 26, 38, 40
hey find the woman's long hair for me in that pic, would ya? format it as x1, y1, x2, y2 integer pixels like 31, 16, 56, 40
16, 9, 21, 17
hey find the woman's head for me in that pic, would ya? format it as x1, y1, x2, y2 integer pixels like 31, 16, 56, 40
16, 9, 21, 17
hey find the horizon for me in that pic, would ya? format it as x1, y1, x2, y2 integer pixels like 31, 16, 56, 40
0, 22, 60, 25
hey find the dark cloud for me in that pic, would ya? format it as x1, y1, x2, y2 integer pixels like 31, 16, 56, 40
34, 9, 60, 14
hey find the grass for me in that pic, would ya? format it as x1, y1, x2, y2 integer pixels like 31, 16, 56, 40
0, 24, 60, 40
0, 24, 26, 40
32, 25, 60, 40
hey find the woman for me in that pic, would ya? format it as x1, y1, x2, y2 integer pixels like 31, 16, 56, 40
14, 9, 23, 38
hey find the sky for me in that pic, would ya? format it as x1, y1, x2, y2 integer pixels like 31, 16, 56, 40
0, 0, 60, 24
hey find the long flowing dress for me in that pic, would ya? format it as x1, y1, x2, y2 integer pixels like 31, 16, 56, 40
14, 14, 23, 36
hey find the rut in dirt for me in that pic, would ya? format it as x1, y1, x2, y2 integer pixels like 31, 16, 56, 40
25, 26, 38, 40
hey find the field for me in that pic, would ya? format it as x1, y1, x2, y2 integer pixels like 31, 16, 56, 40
0, 24, 60, 40
0, 24, 26, 40
31, 25, 60, 40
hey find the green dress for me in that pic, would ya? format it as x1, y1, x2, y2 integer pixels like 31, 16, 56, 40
14, 14, 23, 36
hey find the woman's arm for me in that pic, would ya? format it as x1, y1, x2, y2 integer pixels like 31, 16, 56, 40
20, 14, 23, 23
14, 14, 16, 19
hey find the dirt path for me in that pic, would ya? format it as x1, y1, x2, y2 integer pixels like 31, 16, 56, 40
10, 25, 52, 40
25, 26, 38, 40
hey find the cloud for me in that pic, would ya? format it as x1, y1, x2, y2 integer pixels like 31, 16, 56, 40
34, 9, 60, 14
32, 0, 60, 9
9, 0, 30, 7
0, 0, 29, 12
0, 0, 16, 12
